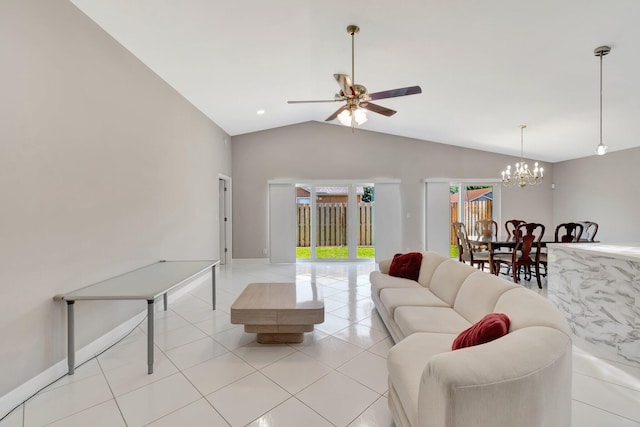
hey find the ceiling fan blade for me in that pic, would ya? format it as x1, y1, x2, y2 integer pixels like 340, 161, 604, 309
334, 74, 356, 98
288, 99, 342, 104
325, 105, 349, 122
359, 102, 397, 117
367, 85, 422, 101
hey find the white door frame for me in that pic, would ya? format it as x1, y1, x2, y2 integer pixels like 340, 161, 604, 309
424, 178, 501, 257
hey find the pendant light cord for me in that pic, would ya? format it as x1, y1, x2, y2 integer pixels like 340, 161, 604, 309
599, 51, 603, 146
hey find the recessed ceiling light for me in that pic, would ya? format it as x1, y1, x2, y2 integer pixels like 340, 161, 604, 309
256, 109, 265, 115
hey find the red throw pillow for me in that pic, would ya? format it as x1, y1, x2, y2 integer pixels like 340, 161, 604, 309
452, 313, 511, 350
388, 252, 423, 281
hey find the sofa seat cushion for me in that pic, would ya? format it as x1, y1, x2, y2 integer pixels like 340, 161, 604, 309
388, 332, 458, 427
394, 306, 472, 336
370, 271, 420, 299
380, 288, 449, 318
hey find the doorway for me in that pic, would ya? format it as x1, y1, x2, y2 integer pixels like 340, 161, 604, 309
449, 183, 499, 258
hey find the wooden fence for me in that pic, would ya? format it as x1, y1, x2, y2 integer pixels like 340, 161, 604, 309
297, 203, 373, 247
450, 200, 493, 245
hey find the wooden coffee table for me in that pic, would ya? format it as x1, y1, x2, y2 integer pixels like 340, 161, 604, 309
230, 282, 324, 343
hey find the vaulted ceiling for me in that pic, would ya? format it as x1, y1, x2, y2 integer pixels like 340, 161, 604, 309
70, 0, 640, 163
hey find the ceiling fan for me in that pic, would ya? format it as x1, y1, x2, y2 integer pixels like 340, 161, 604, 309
288, 25, 422, 127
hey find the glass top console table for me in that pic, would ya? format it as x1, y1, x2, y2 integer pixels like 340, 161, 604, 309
54, 260, 219, 375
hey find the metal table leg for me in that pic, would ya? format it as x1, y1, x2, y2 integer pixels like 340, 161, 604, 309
67, 301, 75, 375
147, 300, 154, 374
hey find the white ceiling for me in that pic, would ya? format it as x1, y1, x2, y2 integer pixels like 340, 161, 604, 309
70, 0, 640, 163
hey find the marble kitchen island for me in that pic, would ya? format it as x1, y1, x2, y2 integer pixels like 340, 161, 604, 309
547, 243, 640, 366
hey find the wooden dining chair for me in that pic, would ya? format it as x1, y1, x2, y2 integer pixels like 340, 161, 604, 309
472, 219, 498, 254
452, 222, 466, 263
539, 222, 584, 276
504, 219, 526, 241
496, 219, 526, 275
555, 222, 585, 243
474, 219, 498, 241
577, 221, 599, 242
452, 222, 492, 271
494, 222, 545, 288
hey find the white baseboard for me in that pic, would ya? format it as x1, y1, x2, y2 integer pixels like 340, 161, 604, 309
0, 271, 212, 420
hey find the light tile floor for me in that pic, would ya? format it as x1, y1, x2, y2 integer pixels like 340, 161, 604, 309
1, 260, 639, 426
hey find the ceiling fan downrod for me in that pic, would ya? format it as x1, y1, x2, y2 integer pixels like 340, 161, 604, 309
347, 25, 359, 86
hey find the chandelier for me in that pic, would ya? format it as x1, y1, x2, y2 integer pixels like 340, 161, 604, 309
594, 46, 611, 155
501, 125, 544, 188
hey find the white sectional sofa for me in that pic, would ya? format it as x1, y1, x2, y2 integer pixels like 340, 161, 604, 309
370, 252, 572, 427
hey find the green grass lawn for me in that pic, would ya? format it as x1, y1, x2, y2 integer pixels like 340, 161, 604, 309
450, 244, 459, 258
296, 246, 375, 259
297, 246, 455, 259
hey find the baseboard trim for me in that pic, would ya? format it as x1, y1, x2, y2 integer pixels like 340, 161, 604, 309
0, 271, 211, 419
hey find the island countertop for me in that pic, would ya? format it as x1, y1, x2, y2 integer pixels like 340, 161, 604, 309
547, 243, 640, 366
546, 242, 640, 263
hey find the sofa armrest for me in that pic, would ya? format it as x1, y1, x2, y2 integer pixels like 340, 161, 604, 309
378, 258, 393, 274
418, 327, 571, 427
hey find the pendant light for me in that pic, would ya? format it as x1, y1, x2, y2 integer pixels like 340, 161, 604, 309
594, 46, 611, 155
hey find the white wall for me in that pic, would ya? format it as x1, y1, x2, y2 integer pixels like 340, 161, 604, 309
231, 122, 555, 259
553, 147, 640, 243
425, 181, 452, 256
372, 182, 403, 261
0, 0, 231, 398
268, 184, 296, 263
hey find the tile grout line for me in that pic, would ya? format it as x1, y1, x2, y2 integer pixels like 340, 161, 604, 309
573, 371, 640, 394
572, 398, 640, 425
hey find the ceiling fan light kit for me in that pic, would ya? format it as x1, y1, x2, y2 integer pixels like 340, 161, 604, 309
338, 107, 367, 126
287, 25, 422, 129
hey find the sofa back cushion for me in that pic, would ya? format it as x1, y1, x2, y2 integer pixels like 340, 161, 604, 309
378, 258, 393, 275
453, 272, 518, 323
427, 259, 476, 305
416, 252, 449, 288
494, 288, 571, 335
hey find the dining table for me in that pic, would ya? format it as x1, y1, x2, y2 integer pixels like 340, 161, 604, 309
468, 236, 552, 275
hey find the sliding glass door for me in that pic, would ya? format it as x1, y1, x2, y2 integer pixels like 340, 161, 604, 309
449, 183, 500, 258
315, 186, 350, 259
296, 183, 375, 261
